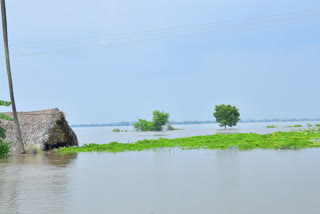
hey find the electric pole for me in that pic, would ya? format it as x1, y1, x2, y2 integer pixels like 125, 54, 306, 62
1, 0, 25, 154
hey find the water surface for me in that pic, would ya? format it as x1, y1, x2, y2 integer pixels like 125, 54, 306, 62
1, 148, 320, 214
73, 121, 320, 145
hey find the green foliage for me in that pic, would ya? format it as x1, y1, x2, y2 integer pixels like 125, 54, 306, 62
213, 104, 240, 129
307, 123, 313, 128
316, 124, 320, 127
0, 100, 13, 157
0, 100, 13, 139
294, 125, 302, 127
134, 110, 171, 131
167, 124, 180, 130
112, 128, 127, 132
266, 125, 277, 128
113, 128, 121, 132
287, 125, 293, 127
58, 130, 320, 153
0, 100, 11, 106
152, 110, 170, 131
134, 119, 154, 131
0, 140, 10, 158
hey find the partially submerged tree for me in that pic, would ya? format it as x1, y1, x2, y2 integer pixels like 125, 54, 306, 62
213, 104, 240, 129
134, 110, 171, 131
1, 0, 24, 153
152, 110, 170, 131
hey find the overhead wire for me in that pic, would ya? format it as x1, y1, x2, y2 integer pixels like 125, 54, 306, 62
2, 9, 319, 57
8, 7, 320, 49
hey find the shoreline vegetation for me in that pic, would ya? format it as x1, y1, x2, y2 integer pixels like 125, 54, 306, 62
71, 118, 320, 128
57, 129, 320, 153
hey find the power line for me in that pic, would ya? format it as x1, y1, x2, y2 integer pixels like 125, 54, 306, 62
8, 7, 320, 49
2, 9, 319, 57
13, 16, 319, 58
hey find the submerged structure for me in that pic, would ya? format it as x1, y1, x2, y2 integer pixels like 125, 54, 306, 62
0, 108, 78, 151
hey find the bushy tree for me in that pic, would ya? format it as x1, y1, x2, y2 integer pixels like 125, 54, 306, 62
213, 104, 240, 129
134, 119, 153, 131
152, 110, 170, 131
134, 110, 171, 131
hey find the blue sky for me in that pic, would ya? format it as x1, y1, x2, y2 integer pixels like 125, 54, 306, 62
0, 0, 320, 124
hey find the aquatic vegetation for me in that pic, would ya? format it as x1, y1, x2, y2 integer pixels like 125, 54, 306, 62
294, 125, 302, 127
307, 123, 313, 128
167, 124, 180, 130
58, 130, 320, 153
315, 124, 320, 127
112, 128, 127, 132
287, 125, 293, 127
266, 125, 277, 128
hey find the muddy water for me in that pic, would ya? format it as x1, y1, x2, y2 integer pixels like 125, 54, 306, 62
1, 148, 320, 214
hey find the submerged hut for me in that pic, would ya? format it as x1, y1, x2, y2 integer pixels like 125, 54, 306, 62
0, 108, 78, 151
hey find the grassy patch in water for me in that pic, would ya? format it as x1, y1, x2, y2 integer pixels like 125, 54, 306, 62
57, 130, 320, 153
294, 124, 302, 127
266, 125, 277, 128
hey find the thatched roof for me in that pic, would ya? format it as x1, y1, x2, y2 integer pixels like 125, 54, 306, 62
0, 108, 78, 152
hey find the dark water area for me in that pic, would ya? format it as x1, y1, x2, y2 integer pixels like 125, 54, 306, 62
1, 148, 320, 214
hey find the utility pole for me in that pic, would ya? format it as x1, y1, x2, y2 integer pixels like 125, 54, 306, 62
1, 0, 25, 154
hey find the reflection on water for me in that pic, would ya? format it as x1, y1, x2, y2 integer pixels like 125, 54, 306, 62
0, 153, 77, 214
1, 149, 320, 214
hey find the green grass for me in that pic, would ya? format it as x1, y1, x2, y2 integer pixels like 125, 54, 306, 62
266, 125, 277, 128
0, 140, 10, 158
57, 130, 320, 153
294, 125, 302, 127
287, 125, 293, 127
315, 124, 320, 127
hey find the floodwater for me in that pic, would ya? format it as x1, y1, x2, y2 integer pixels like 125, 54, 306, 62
1, 148, 320, 214
73, 121, 320, 146
1, 122, 320, 214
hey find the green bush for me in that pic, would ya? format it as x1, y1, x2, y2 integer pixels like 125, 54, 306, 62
0, 100, 13, 158
134, 110, 173, 131
266, 125, 277, 128
113, 128, 121, 132
0, 140, 10, 158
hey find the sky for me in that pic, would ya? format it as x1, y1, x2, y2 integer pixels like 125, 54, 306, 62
0, 0, 320, 124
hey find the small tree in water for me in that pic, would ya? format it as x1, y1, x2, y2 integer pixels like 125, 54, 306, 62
213, 104, 240, 129
134, 110, 171, 131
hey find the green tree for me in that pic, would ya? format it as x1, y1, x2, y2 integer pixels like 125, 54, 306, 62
134, 110, 171, 131
213, 104, 240, 129
152, 110, 170, 131
134, 119, 153, 131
